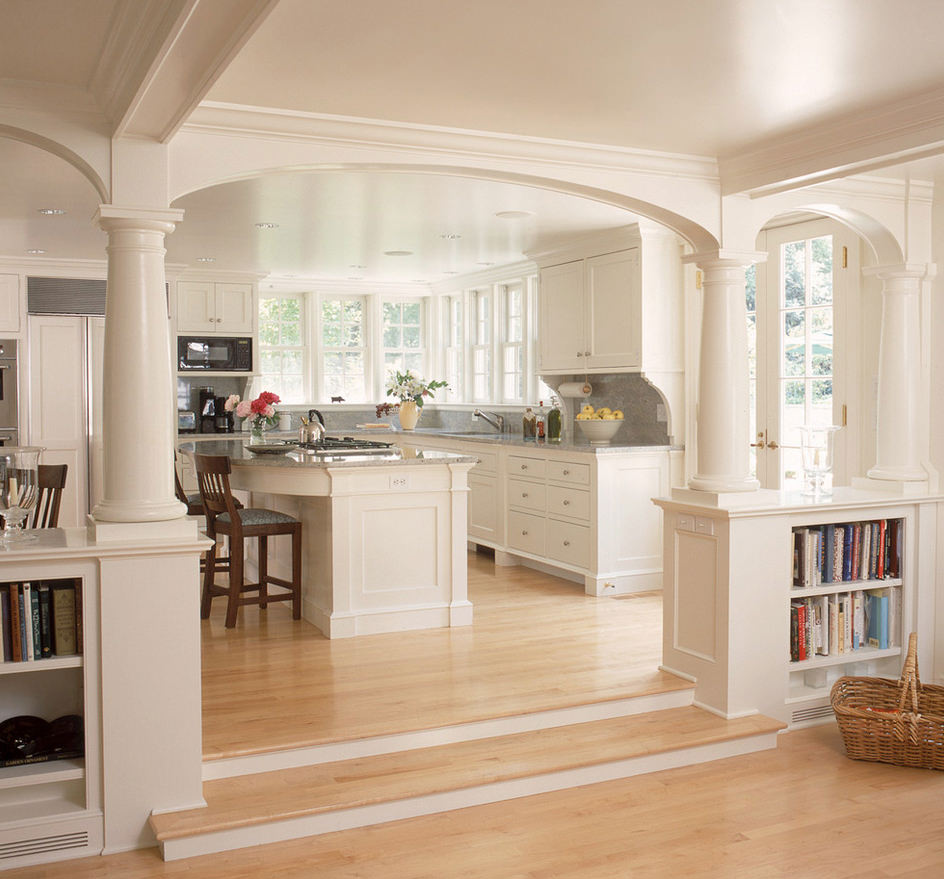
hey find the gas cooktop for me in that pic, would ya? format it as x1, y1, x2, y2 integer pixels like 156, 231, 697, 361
297, 436, 401, 457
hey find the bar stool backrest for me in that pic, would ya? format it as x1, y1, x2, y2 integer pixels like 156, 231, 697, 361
29, 463, 68, 529
193, 453, 243, 536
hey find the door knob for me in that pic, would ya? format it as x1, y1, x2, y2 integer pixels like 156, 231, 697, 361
768, 440, 780, 450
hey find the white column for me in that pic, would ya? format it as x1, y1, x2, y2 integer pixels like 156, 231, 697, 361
865, 265, 927, 482
687, 254, 763, 493
90, 206, 190, 537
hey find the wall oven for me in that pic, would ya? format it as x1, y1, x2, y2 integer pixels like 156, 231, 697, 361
177, 336, 252, 372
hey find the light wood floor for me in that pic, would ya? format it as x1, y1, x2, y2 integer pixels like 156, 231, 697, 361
12, 724, 944, 877
201, 549, 688, 760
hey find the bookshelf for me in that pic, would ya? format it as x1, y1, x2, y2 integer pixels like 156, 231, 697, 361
656, 489, 935, 728
0, 570, 102, 868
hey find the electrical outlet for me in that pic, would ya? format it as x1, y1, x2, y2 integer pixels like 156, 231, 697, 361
390, 476, 407, 489
656, 404, 666, 422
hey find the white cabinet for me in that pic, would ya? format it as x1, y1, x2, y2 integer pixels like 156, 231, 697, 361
539, 249, 640, 373
0, 569, 103, 868
0, 274, 22, 334
177, 282, 254, 334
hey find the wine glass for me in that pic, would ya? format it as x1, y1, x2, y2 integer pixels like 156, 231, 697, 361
0, 447, 42, 542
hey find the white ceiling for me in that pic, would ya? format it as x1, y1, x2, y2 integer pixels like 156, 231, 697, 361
4, 0, 944, 281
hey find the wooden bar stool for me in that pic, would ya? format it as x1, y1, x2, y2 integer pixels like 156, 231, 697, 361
175, 453, 242, 573
29, 464, 68, 529
193, 452, 302, 628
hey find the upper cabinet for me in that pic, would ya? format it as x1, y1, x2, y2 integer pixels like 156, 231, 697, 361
533, 224, 681, 377
177, 281, 254, 334
0, 273, 22, 334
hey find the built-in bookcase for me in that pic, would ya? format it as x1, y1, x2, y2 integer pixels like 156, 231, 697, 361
0, 574, 102, 868
787, 517, 905, 707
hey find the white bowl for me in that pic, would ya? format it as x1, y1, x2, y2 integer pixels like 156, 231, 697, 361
576, 419, 623, 444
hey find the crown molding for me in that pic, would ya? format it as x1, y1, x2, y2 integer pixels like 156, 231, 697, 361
428, 260, 537, 296
258, 277, 430, 296
720, 85, 944, 197
182, 102, 720, 183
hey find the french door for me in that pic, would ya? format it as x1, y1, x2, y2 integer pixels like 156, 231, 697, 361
750, 219, 858, 490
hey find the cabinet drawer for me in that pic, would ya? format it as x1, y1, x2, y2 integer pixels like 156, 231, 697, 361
547, 460, 590, 486
547, 485, 590, 521
507, 478, 546, 513
506, 510, 546, 556
546, 519, 591, 568
469, 447, 499, 474
508, 455, 547, 479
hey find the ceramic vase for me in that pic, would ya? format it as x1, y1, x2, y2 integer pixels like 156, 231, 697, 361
398, 400, 420, 430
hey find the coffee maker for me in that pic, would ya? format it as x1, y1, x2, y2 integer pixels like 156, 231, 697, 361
198, 387, 216, 433
214, 396, 234, 433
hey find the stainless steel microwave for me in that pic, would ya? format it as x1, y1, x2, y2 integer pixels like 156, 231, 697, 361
177, 336, 253, 372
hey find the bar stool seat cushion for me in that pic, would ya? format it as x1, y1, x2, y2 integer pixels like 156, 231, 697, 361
218, 508, 300, 527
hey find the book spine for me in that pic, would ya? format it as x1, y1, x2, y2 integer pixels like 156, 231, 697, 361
824, 524, 835, 583
9, 584, 21, 661
18, 585, 29, 662
38, 584, 52, 659
878, 519, 887, 578
52, 584, 77, 656
0, 585, 10, 662
75, 581, 83, 655
860, 523, 871, 581
29, 584, 41, 660
842, 526, 853, 580
851, 524, 861, 581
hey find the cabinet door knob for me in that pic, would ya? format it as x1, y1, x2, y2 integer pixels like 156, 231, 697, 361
521, 464, 527, 470
522, 530, 528, 536
563, 540, 571, 546
576, 351, 583, 357
584, 350, 591, 357
563, 499, 570, 506
522, 492, 528, 498
563, 469, 570, 475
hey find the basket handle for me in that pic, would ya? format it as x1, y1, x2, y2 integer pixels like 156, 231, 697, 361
897, 631, 921, 718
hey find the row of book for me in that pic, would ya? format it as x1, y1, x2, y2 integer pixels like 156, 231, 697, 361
793, 518, 902, 589
790, 587, 899, 662
0, 581, 83, 663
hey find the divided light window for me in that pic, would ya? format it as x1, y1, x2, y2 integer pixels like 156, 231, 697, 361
443, 294, 464, 402
382, 300, 425, 378
501, 282, 524, 402
470, 288, 491, 401
258, 294, 306, 402
320, 296, 367, 401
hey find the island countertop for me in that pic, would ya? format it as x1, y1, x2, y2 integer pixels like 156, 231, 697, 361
177, 437, 478, 468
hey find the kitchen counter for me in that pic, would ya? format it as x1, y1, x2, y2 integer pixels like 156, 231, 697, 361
178, 436, 475, 639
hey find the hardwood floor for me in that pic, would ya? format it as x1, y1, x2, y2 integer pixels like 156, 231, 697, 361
201, 549, 687, 761
11, 724, 944, 877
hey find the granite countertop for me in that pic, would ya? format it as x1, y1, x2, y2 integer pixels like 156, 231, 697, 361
177, 437, 477, 469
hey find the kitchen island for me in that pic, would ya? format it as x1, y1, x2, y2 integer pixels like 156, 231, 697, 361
178, 439, 477, 638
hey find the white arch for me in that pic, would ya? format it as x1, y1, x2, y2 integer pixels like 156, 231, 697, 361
171, 162, 720, 253
0, 124, 108, 202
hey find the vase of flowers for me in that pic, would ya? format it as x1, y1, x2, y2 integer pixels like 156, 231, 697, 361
383, 370, 447, 431
226, 391, 281, 443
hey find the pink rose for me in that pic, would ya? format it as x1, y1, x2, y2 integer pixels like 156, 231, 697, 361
263, 404, 275, 418
224, 394, 240, 412
235, 400, 251, 418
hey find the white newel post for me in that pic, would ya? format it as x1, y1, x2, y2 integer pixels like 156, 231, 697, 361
686, 254, 763, 493
865, 265, 928, 483
91, 206, 189, 534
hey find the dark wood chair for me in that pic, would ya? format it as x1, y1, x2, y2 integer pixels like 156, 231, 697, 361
29, 464, 68, 529
193, 452, 301, 628
175, 452, 243, 572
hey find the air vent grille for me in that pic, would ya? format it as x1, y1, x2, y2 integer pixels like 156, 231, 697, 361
0, 830, 89, 860
791, 704, 834, 725
27, 276, 106, 315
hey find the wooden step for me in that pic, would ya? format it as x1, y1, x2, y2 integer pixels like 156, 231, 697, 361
152, 706, 785, 861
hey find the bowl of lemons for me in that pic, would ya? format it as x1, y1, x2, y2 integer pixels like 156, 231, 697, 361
575, 404, 624, 444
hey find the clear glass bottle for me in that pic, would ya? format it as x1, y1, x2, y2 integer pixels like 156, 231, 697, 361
523, 407, 536, 440
536, 400, 546, 440
547, 396, 562, 442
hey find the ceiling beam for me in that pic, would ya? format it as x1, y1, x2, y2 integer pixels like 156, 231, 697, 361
719, 85, 944, 197
93, 0, 279, 143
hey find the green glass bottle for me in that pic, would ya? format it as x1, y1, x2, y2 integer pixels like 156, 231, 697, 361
547, 397, 562, 442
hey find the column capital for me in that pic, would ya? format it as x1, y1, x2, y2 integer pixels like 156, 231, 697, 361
863, 262, 937, 281
682, 249, 768, 269
95, 205, 184, 233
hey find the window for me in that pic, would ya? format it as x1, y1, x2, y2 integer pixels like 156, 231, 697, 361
258, 294, 306, 402
382, 300, 425, 378
470, 288, 491, 401
320, 296, 367, 401
443, 294, 464, 402
500, 282, 524, 402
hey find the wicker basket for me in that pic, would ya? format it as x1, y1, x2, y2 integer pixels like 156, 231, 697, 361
831, 632, 944, 770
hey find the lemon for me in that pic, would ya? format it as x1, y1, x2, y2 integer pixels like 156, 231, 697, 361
597, 407, 612, 416
581, 404, 595, 415
613, 409, 624, 420
603, 413, 616, 420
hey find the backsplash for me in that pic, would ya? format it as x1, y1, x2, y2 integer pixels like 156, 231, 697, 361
180, 373, 671, 445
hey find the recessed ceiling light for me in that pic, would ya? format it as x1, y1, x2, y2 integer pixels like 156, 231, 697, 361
348, 276, 364, 281
477, 261, 495, 267
440, 233, 462, 240
495, 210, 534, 219
384, 250, 413, 257
37, 208, 66, 216
196, 256, 216, 263
349, 264, 366, 269
442, 271, 459, 275
26, 249, 46, 255
411, 279, 427, 283
255, 222, 279, 229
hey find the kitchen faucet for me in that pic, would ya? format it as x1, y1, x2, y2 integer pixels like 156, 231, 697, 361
472, 409, 505, 433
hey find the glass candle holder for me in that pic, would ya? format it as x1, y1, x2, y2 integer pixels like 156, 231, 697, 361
798, 425, 841, 498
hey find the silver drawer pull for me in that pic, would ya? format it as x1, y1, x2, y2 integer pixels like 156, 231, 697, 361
522, 530, 528, 536
563, 499, 570, 506
522, 492, 528, 498
563, 540, 571, 546
563, 469, 570, 475
521, 464, 528, 470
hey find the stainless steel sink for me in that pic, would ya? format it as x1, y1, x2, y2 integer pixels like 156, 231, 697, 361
440, 432, 504, 441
